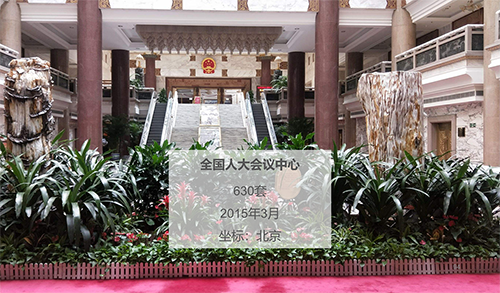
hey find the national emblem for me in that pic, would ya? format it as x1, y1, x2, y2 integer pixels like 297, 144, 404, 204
202, 57, 216, 74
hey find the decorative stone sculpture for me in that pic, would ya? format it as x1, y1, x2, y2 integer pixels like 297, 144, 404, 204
4, 57, 55, 163
356, 72, 423, 163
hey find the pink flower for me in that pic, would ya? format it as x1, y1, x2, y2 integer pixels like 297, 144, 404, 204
299, 233, 313, 240
207, 231, 212, 235
176, 182, 189, 199
114, 236, 120, 242
216, 219, 223, 224
296, 227, 305, 232
291, 232, 298, 240
200, 195, 210, 206
419, 240, 426, 245
132, 212, 136, 216
181, 234, 191, 241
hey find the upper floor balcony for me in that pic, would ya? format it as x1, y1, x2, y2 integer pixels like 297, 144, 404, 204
395, 24, 484, 108
486, 10, 500, 81
342, 61, 392, 118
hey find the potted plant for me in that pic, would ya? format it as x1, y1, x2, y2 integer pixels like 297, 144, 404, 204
103, 114, 130, 159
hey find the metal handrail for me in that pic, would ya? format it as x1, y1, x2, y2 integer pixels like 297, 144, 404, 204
139, 90, 158, 146
395, 24, 484, 70
161, 91, 178, 144
344, 61, 392, 92
0, 44, 18, 69
50, 67, 71, 92
260, 93, 278, 150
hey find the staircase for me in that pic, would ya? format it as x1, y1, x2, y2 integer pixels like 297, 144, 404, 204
146, 103, 167, 145
251, 104, 271, 146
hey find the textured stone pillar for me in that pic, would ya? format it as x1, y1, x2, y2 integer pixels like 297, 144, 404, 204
391, 0, 416, 70
357, 72, 423, 163
50, 49, 69, 74
483, 0, 500, 166
111, 50, 130, 118
77, 0, 102, 152
288, 52, 305, 120
144, 54, 157, 89
315, 0, 339, 149
260, 57, 272, 86
0, 0, 22, 54
345, 52, 363, 148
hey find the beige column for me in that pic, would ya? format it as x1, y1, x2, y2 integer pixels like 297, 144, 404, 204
483, 0, 500, 166
0, 0, 22, 54
391, 0, 416, 70
345, 52, 363, 148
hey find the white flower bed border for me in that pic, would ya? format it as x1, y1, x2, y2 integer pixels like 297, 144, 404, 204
1, 258, 498, 280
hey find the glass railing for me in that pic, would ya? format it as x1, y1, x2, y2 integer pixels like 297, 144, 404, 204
0, 44, 18, 68
344, 61, 392, 92
161, 91, 178, 143
50, 67, 73, 92
395, 24, 484, 71
260, 93, 278, 150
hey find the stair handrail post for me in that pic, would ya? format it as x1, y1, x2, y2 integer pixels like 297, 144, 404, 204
260, 92, 278, 150
245, 92, 259, 144
139, 90, 159, 146
161, 91, 178, 144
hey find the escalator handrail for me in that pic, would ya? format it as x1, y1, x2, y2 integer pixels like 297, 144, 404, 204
139, 90, 158, 147
260, 93, 278, 150
161, 91, 178, 144
244, 92, 259, 145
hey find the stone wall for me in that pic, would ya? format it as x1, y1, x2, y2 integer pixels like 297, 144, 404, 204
423, 102, 483, 163
355, 117, 367, 148
127, 52, 288, 93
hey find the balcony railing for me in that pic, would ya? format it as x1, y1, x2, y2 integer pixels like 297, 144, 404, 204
344, 61, 392, 92
0, 44, 19, 68
50, 67, 73, 92
395, 24, 484, 71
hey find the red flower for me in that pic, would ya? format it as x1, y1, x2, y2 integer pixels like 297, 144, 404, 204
181, 234, 191, 241
155, 214, 159, 218
114, 236, 120, 242
443, 215, 448, 219
450, 215, 458, 220
419, 240, 426, 245
438, 225, 445, 231
157, 237, 162, 241
51, 235, 59, 242
216, 219, 222, 224
132, 212, 137, 216
448, 220, 455, 227
456, 238, 462, 243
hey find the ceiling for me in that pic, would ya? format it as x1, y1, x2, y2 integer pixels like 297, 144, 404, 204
19, 3, 394, 55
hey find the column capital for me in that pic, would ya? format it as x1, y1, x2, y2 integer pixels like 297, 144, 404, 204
142, 53, 160, 59
256, 56, 276, 62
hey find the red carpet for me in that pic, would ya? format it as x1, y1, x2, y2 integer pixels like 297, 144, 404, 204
1, 274, 499, 293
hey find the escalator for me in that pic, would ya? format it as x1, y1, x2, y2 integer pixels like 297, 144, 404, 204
145, 103, 167, 145
251, 104, 271, 147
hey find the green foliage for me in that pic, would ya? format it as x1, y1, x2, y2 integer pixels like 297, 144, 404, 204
0, 139, 133, 250
103, 115, 130, 153
158, 88, 168, 103
275, 118, 314, 144
127, 141, 176, 218
128, 120, 144, 148
271, 75, 287, 90
277, 132, 317, 150
248, 90, 255, 103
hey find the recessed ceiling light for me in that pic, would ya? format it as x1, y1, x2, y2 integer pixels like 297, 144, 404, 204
118, 25, 123, 28
69, 26, 74, 29
341, 30, 346, 33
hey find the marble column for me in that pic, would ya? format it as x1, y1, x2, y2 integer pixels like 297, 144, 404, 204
391, 0, 416, 70
483, 0, 500, 166
144, 54, 157, 89
111, 50, 130, 118
50, 49, 69, 74
315, 0, 339, 149
0, 0, 22, 54
77, 0, 102, 152
288, 52, 305, 120
345, 52, 363, 148
259, 57, 272, 86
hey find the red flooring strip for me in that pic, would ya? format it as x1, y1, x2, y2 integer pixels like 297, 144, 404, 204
1, 274, 499, 293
